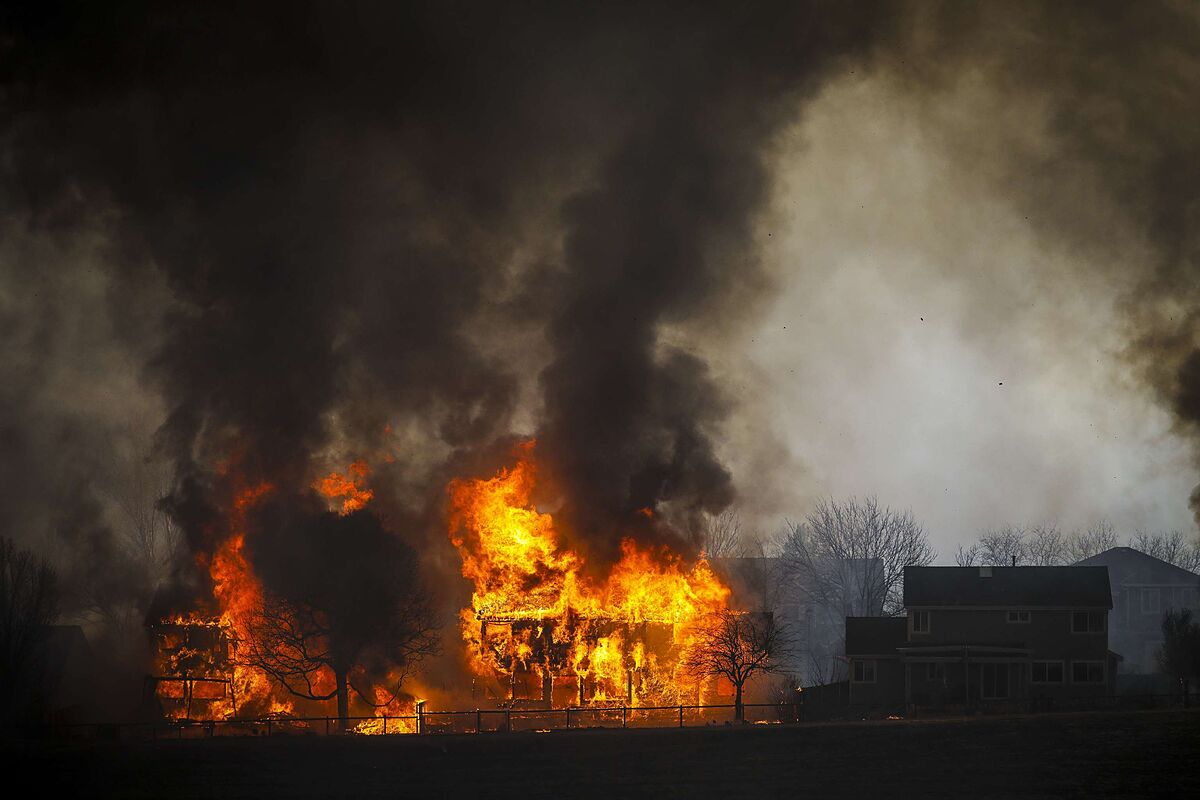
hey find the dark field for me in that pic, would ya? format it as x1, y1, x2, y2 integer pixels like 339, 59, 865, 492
6, 709, 1198, 799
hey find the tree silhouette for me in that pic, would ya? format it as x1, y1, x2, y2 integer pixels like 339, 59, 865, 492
241, 507, 438, 729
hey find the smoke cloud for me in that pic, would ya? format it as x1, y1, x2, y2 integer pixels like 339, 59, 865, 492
1, 0, 1198, 633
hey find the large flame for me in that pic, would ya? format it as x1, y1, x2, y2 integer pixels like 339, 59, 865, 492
154, 462, 382, 721
449, 443, 731, 707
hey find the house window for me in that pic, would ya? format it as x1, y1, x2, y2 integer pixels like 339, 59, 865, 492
1071, 610, 1105, 633
911, 611, 930, 634
926, 662, 945, 681
981, 663, 1010, 699
852, 660, 877, 683
1031, 661, 1064, 683
1006, 610, 1031, 624
1071, 661, 1104, 683
1141, 588, 1160, 615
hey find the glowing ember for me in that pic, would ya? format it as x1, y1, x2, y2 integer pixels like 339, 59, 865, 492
448, 442, 731, 707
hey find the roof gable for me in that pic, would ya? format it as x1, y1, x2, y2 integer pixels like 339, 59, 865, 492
1073, 547, 1200, 585
903, 566, 1111, 608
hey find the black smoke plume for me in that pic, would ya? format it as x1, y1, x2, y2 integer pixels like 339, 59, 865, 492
4, 0, 1200, 655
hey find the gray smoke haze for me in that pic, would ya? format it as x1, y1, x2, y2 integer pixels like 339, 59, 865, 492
1, 0, 1198, 630
711, 1, 1200, 555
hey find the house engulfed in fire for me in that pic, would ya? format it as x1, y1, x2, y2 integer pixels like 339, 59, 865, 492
469, 614, 684, 707
145, 616, 236, 720
451, 448, 733, 709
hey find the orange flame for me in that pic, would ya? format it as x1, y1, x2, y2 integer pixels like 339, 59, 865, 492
155, 480, 296, 719
448, 443, 730, 707
315, 460, 374, 514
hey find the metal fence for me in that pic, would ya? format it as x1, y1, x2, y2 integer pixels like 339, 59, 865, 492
52, 702, 798, 741
49, 693, 1194, 741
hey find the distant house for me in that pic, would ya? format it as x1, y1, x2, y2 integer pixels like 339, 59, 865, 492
1073, 547, 1200, 674
846, 566, 1118, 711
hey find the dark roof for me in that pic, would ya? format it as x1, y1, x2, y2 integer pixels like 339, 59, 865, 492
1073, 547, 1200, 585
903, 566, 1111, 608
844, 616, 907, 656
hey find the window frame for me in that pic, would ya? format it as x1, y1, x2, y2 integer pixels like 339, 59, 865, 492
1141, 588, 1160, 615
980, 663, 1011, 699
852, 659, 877, 684
1031, 660, 1064, 684
1071, 610, 1106, 633
1071, 660, 1105, 684
1006, 610, 1031, 624
911, 610, 931, 635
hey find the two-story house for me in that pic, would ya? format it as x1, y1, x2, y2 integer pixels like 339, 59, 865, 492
846, 565, 1118, 711
1073, 547, 1200, 674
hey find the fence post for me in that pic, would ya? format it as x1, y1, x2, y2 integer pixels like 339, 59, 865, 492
325, 717, 330, 736
475, 709, 481, 734
622, 706, 627, 729
417, 701, 426, 735
678, 705, 684, 728
565, 707, 571, 730
267, 718, 272, 737
505, 708, 511, 733
383, 715, 388, 735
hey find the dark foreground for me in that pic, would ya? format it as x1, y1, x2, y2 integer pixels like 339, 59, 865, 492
6, 709, 1198, 799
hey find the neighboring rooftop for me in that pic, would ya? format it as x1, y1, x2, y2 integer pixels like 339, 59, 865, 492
903, 566, 1111, 608
844, 616, 907, 656
1073, 547, 1200, 584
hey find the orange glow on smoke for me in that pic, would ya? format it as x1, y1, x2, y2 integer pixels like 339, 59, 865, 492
315, 460, 374, 514
448, 442, 730, 707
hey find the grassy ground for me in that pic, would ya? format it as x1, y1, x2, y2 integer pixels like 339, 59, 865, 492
7, 708, 1198, 799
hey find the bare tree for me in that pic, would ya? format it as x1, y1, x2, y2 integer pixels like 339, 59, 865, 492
698, 509, 744, 559
1067, 520, 1119, 562
241, 509, 439, 729
977, 525, 1028, 566
1130, 530, 1200, 572
244, 588, 438, 729
954, 543, 982, 567
681, 609, 793, 721
1025, 524, 1068, 566
116, 458, 181, 587
782, 496, 935, 616
0, 538, 61, 726
957, 522, 1097, 567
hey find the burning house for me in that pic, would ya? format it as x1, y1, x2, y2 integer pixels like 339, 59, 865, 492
450, 444, 734, 709
145, 617, 235, 720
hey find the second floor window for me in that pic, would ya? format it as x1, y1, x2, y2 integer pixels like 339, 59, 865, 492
1071, 610, 1105, 633
911, 611, 930, 634
853, 660, 877, 683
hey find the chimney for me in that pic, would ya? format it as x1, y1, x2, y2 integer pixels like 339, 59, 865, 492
1011, 555, 1017, 567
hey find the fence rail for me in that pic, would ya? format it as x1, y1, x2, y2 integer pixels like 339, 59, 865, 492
48, 693, 1193, 741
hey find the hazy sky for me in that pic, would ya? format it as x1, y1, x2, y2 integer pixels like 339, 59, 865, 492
716, 69, 1195, 557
